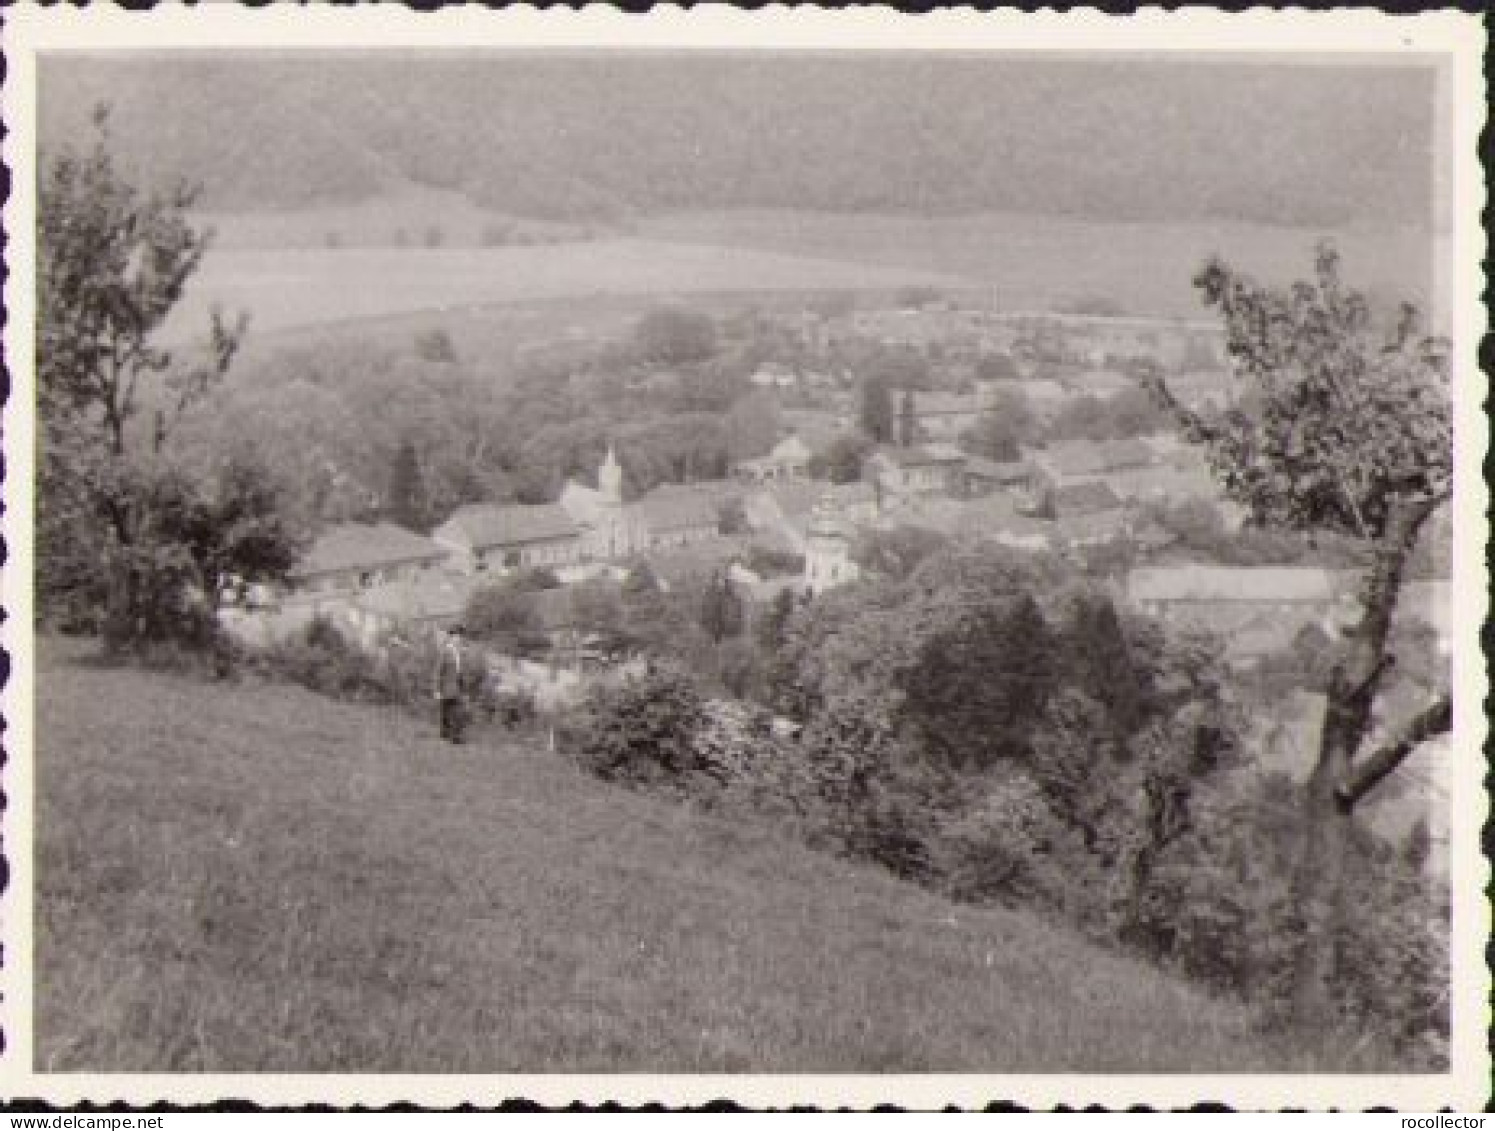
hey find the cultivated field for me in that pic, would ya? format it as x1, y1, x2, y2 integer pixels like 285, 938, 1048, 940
160, 238, 979, 345
637, 210, 1447, 323
35, 637, 1288, 1073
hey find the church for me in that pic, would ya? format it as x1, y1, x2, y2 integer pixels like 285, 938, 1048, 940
559, 445, 721, 562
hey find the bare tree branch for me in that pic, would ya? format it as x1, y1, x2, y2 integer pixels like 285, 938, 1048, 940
1334, 693, 1452, 810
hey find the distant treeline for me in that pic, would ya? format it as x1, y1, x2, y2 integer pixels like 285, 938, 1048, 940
41, 55, 1432, 228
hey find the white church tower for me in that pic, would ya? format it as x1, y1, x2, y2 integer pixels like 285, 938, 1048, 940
803, 494, 859, 595
594, 444, 633, 560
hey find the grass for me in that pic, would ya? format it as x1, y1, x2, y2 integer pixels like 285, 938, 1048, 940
36, 635, 1283, 1073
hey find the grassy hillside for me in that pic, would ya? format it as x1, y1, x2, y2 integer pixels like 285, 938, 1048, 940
35, 637, 1284, 1073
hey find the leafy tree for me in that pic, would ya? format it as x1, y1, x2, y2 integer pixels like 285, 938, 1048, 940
723, 391, 781, 460
898, 390, 919, 448
414, 327, 458, 364
571, 661, 707, 783
858, 376, 894, 445
387, 437, 428, 531
810, 430, 873, 484
852, 524, 950, 582
463, 582, 548, 658
38, 107, 269, 649
961, 388, 1034, 463
754, 586, 798, 658
902, 594, 1058, 770
568, 579, 627, 655
976, 353, 1020, 382
634, 305, 718, 366
698, 570, 745, 643
1141, 243, 1453, 1024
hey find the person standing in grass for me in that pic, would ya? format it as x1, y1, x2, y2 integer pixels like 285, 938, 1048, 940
435, 623, 470, 744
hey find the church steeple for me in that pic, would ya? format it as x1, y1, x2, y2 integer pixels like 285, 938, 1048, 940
599, 444, 623, 506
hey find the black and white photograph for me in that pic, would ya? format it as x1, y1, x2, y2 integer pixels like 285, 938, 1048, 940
1, 6, 1485, 1111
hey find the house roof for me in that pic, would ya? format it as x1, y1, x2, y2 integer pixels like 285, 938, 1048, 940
965, 457, 1031, 483
291, 522, 446, 579
1128, 565, 1339, 605
900, 391, 977, 417
1057, 509, 1130, 543
1052, 481, 1125, 516
632, 486, 719, 532
437, 503, 579, 549
829, 481, 878, 505
759, 480, 824, 519
1043, 439, 1156, 478
768, 434, 812, 463
873, 445, 955, 470
920, 441, 968, 464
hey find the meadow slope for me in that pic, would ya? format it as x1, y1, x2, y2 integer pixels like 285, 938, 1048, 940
35, 638, 1281, 1073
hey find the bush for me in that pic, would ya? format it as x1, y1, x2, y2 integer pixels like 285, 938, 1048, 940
933, 769, 1086, 909
264, 615, 383, 700
568, 662, 707, 784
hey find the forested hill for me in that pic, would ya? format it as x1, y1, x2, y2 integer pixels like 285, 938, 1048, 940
39, 54, 1436, 229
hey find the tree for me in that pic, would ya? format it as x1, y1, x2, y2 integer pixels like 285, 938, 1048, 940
38, 107, 258, 649
414, 327, 458, 364
387, 437, 428, 531
724, 392, 781, 460
151, 455, 304, 620
811, 430, 873, 484
698, 570, 745, 643
634, 305, 718, 366
976, 353, 1020, 383
961, 388, 1034, 463
1141, 243, 1453, 1026
858, 376, 894, 445
853, 524, 950, 582
898, 390, 919, 448
463, 582, 547, 657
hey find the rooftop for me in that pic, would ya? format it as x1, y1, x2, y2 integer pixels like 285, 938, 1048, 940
1042, 438, 1157, 478
632, 486, 721, 532
1052, 481, 1126, 516
1128, 565, 1341, 605
291, 522, 446, 579
437, 503, 580, 549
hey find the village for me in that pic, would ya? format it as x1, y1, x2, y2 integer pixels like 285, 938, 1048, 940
227, 297, 1450, 730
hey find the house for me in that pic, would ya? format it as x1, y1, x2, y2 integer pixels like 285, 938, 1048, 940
743, 480, 825, 554
748, 363, 798, 390
1049, 480, 1127, 519
827, 480, 879, 522
961, 457, 1033, 498
803, 495, 860, 595
345, 571, 480, 648
885, 382, 1004, 442
1127, 565, 1356, 663
1014, 377, 1074, 421
868, 445, 965, 501
287, 521, 448, 598
433, 503, 583, 574
733, 433, 812, 483
1031, 438, 1156, 486
631, 485, 721, 550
